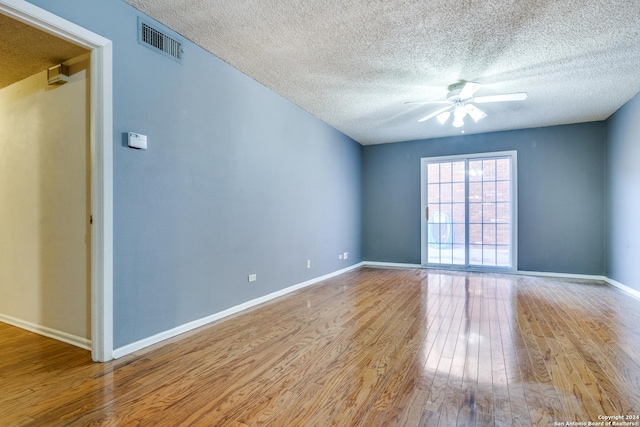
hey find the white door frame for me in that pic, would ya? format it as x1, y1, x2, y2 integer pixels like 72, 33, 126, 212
0, 0, 113, 361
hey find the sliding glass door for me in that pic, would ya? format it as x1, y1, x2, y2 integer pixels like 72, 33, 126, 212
421, 151, 517, 270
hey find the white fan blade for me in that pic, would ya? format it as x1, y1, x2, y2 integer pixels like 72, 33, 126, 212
436, 110, 451, 124
474, 93, 528, 103
404, 100, 450, 105
465, 104, 487, 122
418, 105, 453, 123
459, 82, 482, 99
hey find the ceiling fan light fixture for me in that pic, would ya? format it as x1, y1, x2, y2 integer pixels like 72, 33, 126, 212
452, 105, 467, 127
452, 117, 465, 128
454, 106, 467, 118
436, 111, 451, 124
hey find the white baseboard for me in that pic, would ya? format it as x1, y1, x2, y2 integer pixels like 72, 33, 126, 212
603, 277, 640, 301
112, 262, 364, 359
361, 261, 423, 269
0, 313, 91, 350
516, 270, 607, 282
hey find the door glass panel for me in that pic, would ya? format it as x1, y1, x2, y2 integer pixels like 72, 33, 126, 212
426, 160, 466, 265
496, 158, 510, 180
496, 181, 510, 201
423, 154, 514, 270
469, 245, 482, 264
497, 224, 510, 245
468, 157, 512, 268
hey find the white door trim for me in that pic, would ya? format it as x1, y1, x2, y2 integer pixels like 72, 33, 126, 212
0, 0, 114, 361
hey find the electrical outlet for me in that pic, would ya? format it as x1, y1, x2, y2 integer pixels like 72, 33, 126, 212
248, 274, 257, 282
306, 259, 311, 269
343, 252, 349, 260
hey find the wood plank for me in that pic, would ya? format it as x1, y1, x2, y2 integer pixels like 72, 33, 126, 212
485, 276, 514, 427
494, 277, 532, 427
456, 275, 483, 427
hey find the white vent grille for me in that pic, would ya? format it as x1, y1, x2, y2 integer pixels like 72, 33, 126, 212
138, 19, 182, 63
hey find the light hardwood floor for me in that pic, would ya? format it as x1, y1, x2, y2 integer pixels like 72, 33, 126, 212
2, 267, 640, 426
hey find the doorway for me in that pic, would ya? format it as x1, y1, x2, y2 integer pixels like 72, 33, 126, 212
0, 52, 91, 347
0, 0, 113, 361
421, 151, 517, 271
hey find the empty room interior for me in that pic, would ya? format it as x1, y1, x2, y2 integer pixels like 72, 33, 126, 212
1, 0, 639, 426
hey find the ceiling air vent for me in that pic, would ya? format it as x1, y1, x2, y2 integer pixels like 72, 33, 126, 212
138, 18, 183, 63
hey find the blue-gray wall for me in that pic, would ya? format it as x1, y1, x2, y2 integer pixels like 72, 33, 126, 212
363, 123, 606, 275
27, 0, 362, 348
605, 93, 640, 293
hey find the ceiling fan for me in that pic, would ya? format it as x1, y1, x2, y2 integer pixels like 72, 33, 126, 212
407, 81, 527, 128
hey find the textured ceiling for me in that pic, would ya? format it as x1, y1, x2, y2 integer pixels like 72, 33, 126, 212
0, 13, 88, 90
126, 1, 640, 145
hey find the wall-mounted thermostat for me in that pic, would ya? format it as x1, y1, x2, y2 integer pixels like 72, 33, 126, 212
128, 132, 147, 150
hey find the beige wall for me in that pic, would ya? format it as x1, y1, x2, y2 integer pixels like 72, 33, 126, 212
0, 57, 90, 340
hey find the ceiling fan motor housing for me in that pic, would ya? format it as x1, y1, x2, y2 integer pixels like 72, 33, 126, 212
447, 81, 470, 102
